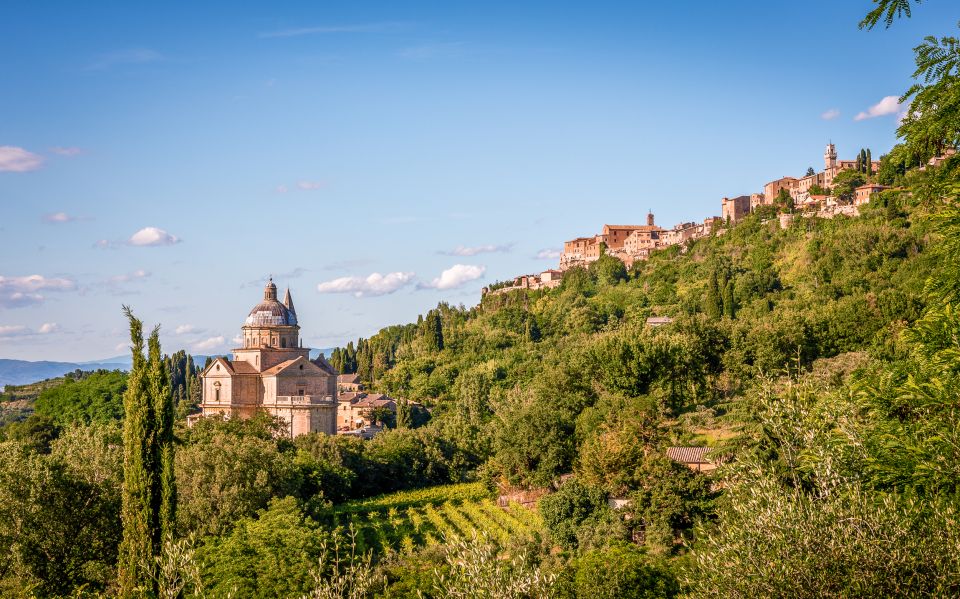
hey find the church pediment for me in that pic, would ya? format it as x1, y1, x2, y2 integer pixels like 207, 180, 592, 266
261, 355, 329, 378
201, 356, 235, 377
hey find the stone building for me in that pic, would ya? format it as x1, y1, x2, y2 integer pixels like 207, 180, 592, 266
337, 391, 398, 431
763, 176, 798, 204
197, 279, 337, 437
721, 195, 752, 223
854, 183, 890, 206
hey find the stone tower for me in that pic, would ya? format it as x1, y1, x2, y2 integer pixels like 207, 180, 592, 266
824, 142, 838, 170
647, 211, 655, 226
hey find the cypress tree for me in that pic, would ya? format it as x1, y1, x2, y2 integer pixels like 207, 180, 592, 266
866, 148, 872, 174
118, 307, 155, 596
432, 311, 444, 351
148, 326, 176, 552
704, 271, 723, 319
723, 279, 736, 319
397, 398, 412, 429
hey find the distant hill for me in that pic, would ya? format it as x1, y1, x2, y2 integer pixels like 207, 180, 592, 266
0, 359, 127, 388
0, 347, 337, 389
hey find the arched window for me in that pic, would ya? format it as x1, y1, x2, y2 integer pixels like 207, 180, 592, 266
214, 381, 221, 403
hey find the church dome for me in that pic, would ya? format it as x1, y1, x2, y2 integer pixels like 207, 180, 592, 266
244, 278, 298, 327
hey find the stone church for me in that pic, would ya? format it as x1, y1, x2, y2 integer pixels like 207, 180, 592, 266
198, 278, 337, 437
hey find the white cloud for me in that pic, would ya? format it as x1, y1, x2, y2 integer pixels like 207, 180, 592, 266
128, 227, 181, 247
297, 180, 326, 190
441, 244, 512, 257
535, 248, 562, 259
855, 95, 904, 121
276, 184, 289, 193
0, 325, 31, 338
50, 146, 82, 156
232, 334, 244, 345
317, 272, 415, 297
0, 323, 60, 337
43, 212, 79, 223
0, 274, 76, 309
258, 22, 405, 39
175, 324, 196, 335
109, 269, 150, 284
420, 264, 486, 290
821, 108, 840, 120
0, 275, 76, 293
86, 48, 163, 71
193, 336, 226, 352
0, 146, 44, 172
93, 239, 113, 249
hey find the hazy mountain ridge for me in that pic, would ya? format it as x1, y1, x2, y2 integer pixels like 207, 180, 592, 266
0, 347, 336, 388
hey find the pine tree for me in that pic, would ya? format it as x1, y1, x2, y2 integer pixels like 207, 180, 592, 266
118, 307, 156, 596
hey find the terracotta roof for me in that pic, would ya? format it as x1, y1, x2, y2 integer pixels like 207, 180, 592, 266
229, 360, 259, 374
604, 224, 657, 231
338, 374, 360, 384
646, 316, 673, 326
355, 397, 396, 409
312, 354, 337, 375
261, 358, 298, 376
666, 446, 712, 464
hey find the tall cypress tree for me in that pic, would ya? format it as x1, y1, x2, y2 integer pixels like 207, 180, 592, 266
704, 271, 723, 319
722, 279, 736, 319
866, 148, 872, 174
118, 307, 155, 596
396, 398, 412, 429
148, 326, 176, 552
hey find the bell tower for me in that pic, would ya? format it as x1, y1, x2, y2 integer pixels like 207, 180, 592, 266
824, 142, 837, 169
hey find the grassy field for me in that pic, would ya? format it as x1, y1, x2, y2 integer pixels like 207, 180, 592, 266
318, 482, 545, 555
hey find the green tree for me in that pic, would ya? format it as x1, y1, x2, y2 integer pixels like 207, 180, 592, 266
396, 398, 412, 429
831, 169, 867, 202
774, 187, 793, 212
572, 543, 679, 599
424, 310, 445, 352
148, 329, 176, 552
805, 166, 816, 177
199, 497, 325, 598
538, 479, 607, 549
703, 271, 722, 319
722, 279, 736, 319
118, 307, 156, 596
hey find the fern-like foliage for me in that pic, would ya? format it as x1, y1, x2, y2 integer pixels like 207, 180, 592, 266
859, 0, 920, 30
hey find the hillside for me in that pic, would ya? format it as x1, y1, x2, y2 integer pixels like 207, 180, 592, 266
328, 177, 934, 485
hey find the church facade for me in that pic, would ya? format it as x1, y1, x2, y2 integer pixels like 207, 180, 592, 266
197, 278, 337, 437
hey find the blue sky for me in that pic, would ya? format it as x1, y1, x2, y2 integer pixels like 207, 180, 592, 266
1, 0, 955, 361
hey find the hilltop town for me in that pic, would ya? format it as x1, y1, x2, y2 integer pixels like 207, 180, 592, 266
485, 143, 954, 296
